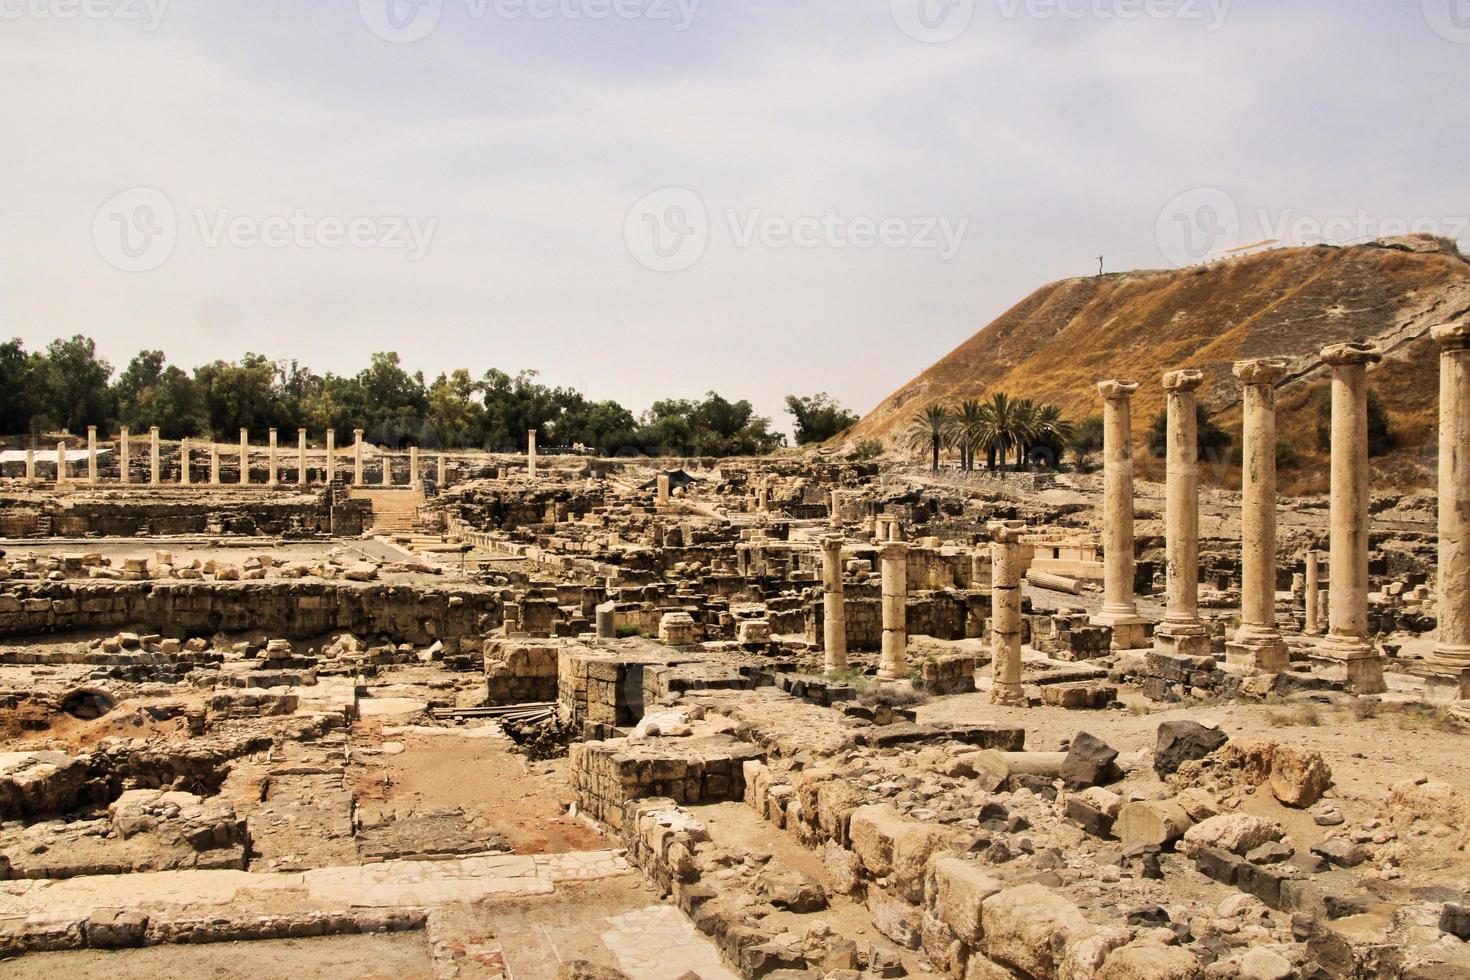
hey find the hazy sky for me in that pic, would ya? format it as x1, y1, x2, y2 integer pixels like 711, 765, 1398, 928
2, 1, 1466, 435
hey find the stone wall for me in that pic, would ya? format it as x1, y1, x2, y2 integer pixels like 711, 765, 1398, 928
483, 639, 560, 704
570, 734, 764, 828
0, 580, 499, 646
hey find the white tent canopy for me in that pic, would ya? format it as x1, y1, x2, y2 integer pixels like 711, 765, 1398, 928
0, 449, 112, 463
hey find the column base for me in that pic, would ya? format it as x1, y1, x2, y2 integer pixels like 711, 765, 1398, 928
1422, 668, 1470, 704
991, 682, 1025, 706
1313, 634, 1386, 694
1224, 638, 1288, 674
1091, 615, 1151, 652
1155, 624, 1212, 657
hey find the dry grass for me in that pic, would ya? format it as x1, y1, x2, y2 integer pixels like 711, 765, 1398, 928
1266, 703, 1324, 727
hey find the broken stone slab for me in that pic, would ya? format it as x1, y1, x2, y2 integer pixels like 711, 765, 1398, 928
1116, 800, 1194, 850
1153, 720, 1228, 776
1180, 813, 1284, 858
1060, 731, 1122, 789
1268, 744, 1332, 808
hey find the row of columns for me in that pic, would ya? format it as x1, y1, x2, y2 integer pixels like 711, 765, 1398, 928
1097, 326, 1470, 697
45, 427, 450, 490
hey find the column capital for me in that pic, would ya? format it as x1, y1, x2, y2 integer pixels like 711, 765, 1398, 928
150, 426, 160, 435
1432, 320, 1470, 352
1162, 369, 1205, 393
1321, 342, 1382, 368
87, 424, 97, 434
298, 427, 307, 436
1232, 357, 1289, 385
819, 534, 845, 555
1096, 379, 1140, 401
987, 520, 1025, 544
879, 542, 910, 561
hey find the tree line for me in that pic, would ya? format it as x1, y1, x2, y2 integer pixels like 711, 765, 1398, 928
0, 335, 856, 456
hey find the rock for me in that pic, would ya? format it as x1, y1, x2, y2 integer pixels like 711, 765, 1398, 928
1117, 800, 1194, 849
1061, 732, 1122, 789
754, 869, 828, 913
1440, 903, 1470, 940
557, 963, 633, 980
981, 883, 1124, 978
1237, 947, 1294, 980
1155, 721, 1229, 776
926, 856, 1003, 946
1245, 841, 1294, 865
85, 910, 149, 948
1097, 940, 1202, 979
1269, 746, 1332, 808
1311, 837, 1367, 869
1180, 814, 1283, 858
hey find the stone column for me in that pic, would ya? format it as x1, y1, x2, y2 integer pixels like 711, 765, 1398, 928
150, 427, 161, 485
438, 454, 447, 488
878, 542, 910, 681
1428, 321, 1470, 699
179, 438, 191, 485
298, 429, 308, 486
656, 474, 671, 507
55, 442, 66, 485
381, 450, 392, 486
25, 447, 34, 481
118, 427, 130, 484
267, 428, 278, 486
527, 429, 538, 479
757, 478, 770, 512
1090, 380, 1149, 650
989, 521, 1026, 705
830, 489, 842, 529
1304, 551, 1322, 635
1320, 343, 1385, 694
325, 429, 336, 483
87, 426, 98, 482
210, 445, 220, 485
1228, 358, 1289, 673
410, 446, 420, 489
239, 429, 249, 485
820, 535, 848, 673
1157, 369, 1210, 656
353, 430, 364, 486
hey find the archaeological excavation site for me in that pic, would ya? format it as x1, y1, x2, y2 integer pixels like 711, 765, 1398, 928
2, 247, 1470, 980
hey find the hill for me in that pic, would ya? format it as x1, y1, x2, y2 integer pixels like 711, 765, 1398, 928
848, 236, 1470, 493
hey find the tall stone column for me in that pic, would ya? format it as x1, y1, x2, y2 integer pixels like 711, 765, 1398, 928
878, 542, 910, 680
1090, 380, 1149, 650
25, 447, 34, 481
239, 429, 249, 485
527, 429, 538, 479
87, 426, 98, 482
1157, 369, 1210, 656
1320, 343, 1385, 694
381, 450, 392, 486
55, 442, 66, 485
353, 430, 364, 486
989, 521, 1026, 705
1228, 358, 1289, 673
438, 454, 447, 488
1304, 551, 1322, 635
179, 438, 191, 485
325, 428, 336, 484
118, 427, 130, 484
268, 429, 279, 486
210, 446, 220, 485
830, 489, 842, 529
1428, 321, 1470, 699
150, 427, 161, 485
656, 474, 671, 507
820, 535, 848, 672
298, 429, 308, 485
410, 446, 420, 489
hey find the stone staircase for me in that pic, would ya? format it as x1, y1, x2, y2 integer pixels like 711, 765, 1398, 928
347, 488, 425, 536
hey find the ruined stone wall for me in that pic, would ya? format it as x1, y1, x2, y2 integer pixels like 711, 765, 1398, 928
805, 591, 986, 651
570, 735, 764, 828
0, 580, 499, 645
483, 639, 560, 704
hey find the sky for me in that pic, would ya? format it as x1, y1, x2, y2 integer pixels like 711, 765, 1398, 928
1, 0, 1467, 437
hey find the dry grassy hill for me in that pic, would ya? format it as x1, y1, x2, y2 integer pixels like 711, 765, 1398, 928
849, 236, 1470, 493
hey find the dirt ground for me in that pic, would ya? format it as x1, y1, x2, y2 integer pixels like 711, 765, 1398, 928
2, 931, 436, 980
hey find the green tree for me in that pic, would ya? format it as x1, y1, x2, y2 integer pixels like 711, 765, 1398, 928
951, 399, 986, 471
0, 339, 34, 434
1312, 386, 1393, 457
784, 392, 859, 446
1069, 415, 1104, 468
1147, 402, 1232, 464
194, 354, 280, 438
904, 404, 952, 472
28, 335, 114, 433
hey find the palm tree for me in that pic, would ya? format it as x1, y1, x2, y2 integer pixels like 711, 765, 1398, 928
904, 404, 952, 472
976, 393, 1033, 472
1025, 403, 1076, 470
952, 399, 986, 472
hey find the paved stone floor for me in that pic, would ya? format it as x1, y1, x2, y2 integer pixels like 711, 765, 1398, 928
601, 905, 739, 980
